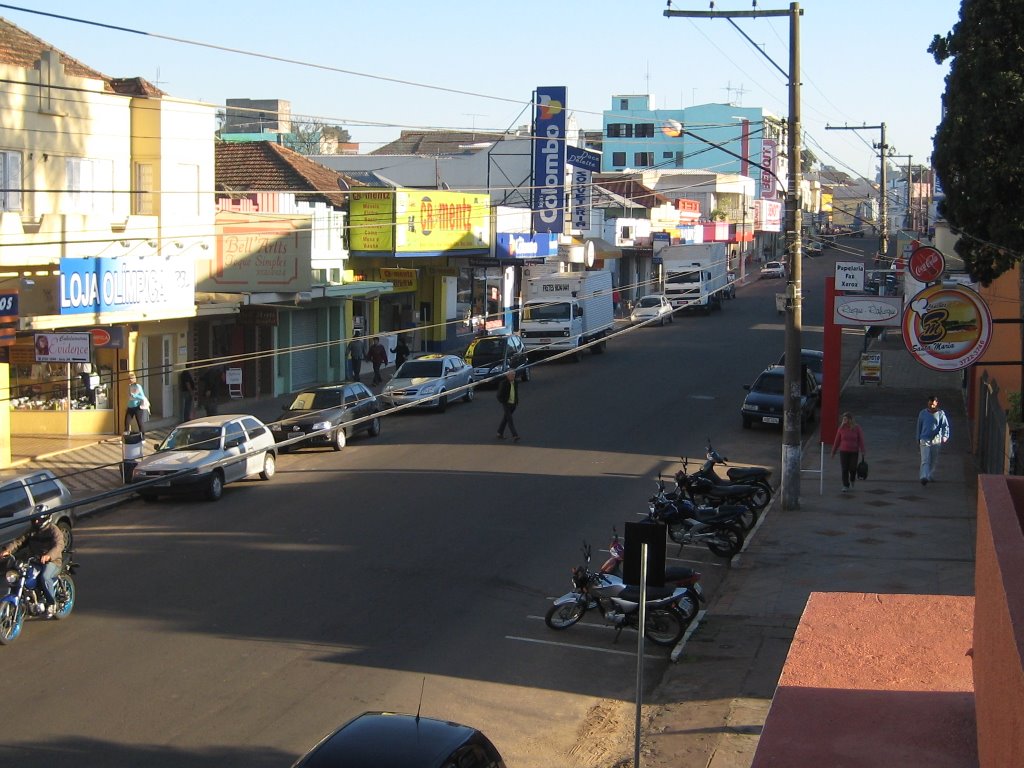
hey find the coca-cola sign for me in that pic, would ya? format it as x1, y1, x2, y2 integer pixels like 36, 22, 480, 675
908, 245, 945, 283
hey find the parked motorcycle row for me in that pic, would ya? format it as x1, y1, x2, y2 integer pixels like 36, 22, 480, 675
544, 441, 770, 650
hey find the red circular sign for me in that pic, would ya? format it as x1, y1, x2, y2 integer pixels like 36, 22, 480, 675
908, 246, 945, 283
89, 328, 110, 346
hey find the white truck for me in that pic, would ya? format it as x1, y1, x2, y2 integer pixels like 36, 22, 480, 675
520, 269, 614, 358
661, 243, 729, 314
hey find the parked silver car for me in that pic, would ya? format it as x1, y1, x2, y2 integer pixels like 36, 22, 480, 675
380, 354, 474, 412
132, 414, 277, 502
0, 470, 74, 555
630, 294, 675, 326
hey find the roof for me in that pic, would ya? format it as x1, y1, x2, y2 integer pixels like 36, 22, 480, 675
294, 712, 477, 768
372, 129, 515, 156
592, 177, 671, 209
0, 16, 113, 91
215, 141, 363, 208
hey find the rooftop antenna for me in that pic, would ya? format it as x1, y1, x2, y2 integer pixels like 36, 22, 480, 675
415, 676, 426, 722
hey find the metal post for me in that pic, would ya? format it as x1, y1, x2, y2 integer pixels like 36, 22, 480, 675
634, 542, 648, 768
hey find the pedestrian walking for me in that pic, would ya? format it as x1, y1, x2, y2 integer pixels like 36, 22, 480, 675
124, 372, 149, 437
831, 411, 866, 492
367, 337, 388, 385
180, 366, 197, 422
917, 394, 950, 485
391, 334, 410, 369
347, 335, 367, 382
495, 369, 520, 442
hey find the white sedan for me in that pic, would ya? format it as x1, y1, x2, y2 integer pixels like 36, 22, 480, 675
630, 294, 675, 326
131, 414, 277, 502
760, 261, 786, 279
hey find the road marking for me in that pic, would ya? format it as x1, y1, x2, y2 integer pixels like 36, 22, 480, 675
689, 395, 716, 400
671, 609, 707, 663
506, 635, 663, 659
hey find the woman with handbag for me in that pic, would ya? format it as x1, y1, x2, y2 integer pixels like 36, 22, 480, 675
124, 372, 149, 438
831, 411, 866, 493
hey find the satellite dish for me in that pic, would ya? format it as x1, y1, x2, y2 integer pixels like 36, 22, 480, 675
661, 119, 683, 138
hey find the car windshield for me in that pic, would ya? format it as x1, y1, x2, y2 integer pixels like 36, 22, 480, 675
469, 338, 505, 361
766, 262, 783, 270
753, 374, 785, 395
161, 426, 223, 451
523, 302, 570, 321
637, 296, 662, 308
395, 360, 443, 378
287, 391, 342, 411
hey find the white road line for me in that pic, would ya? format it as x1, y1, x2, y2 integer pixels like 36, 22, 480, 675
671, 609, 707, 663
506, 635, 663, 659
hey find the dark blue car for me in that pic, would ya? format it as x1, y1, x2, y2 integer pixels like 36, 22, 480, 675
741, 365, 819, 430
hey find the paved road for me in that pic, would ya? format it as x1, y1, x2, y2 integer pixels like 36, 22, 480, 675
0, 247, 868, 767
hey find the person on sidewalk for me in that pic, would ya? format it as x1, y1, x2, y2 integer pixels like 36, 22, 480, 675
495, 369, 520, 442
367, 337, 388, 385
917, 394, 950, 486
347, 335, 367, 382
124, 373, 149, 437
391, 334, 410, 370
180, 366, 197, 422
831, 411, 866, 492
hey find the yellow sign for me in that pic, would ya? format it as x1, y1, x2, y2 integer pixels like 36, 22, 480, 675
379, 268, 418, 292
349, 189, 490, 254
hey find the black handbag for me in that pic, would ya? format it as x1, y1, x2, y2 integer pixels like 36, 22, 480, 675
856, 458, 869, 480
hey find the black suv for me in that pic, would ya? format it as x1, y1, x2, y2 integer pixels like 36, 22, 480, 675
273, 382, 382, 452
464, 333, 530, 384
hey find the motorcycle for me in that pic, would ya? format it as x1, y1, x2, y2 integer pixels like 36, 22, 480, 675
674, 460, 763, 531
646, 480, 746, 558
0, 554, 78, 645
699, 440, 773, 504
545, 542, 690, 646
598, 530, 705, 624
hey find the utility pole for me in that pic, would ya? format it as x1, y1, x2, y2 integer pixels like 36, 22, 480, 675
666, 2, 804, 509
825, 123, 888, 262
890, 153, 913, 233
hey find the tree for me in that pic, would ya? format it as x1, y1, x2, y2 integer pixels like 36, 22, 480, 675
930, 0, 1024, 284
800, 147, 818, 174
287, 121, 352, 155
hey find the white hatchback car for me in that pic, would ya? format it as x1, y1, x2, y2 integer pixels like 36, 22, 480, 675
131, 414, 277, 502
760, 261, 786, 279
630, 294, 675, 326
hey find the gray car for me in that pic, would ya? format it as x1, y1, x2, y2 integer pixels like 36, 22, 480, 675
0, 470, 74, 556
380, 354, 475, 412
131, 414, 278, 502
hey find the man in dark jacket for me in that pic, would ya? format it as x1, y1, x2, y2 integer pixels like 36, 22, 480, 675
1, 513, 65, 617
495, 369, 520, 442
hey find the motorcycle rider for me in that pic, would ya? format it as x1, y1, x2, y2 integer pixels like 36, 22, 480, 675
0, 513, 65, 617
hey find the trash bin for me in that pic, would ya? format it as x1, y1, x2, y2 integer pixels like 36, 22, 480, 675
121, 432, 145, 484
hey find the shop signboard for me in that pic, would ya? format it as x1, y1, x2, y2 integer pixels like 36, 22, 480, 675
379, 268, 418, 292
0, 292, 17, 347
34, 332, 91, 363
532, 85, 568, 234
567, 146, 600, 232
348, 190, 396, 252
395, 190, 490, 255
59, 256, 195, 317
859, 352, 882, 384
206, 215, 312, 292
902, 283, 993, 371
495, 233, 558, 260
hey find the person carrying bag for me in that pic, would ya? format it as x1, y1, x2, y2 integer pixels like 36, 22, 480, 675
831, 411, 866, 493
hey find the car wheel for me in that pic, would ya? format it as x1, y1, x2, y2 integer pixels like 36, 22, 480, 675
464, 385, 474, 403
520, 366, 531, 382
260, 452, 276, 480
332, 427, 347, 452
367, 417, 381, 437
437, 393, 448, 412
206, 471, 224, 501
668, 313, 674, 323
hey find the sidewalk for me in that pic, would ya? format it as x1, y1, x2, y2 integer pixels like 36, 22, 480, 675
640, 332, 978, 767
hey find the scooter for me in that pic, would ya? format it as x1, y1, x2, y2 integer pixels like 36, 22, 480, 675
700, 440, 773, 501
545, 541, 690, 646
0, 554, 77, 645
645, 480, 746, 558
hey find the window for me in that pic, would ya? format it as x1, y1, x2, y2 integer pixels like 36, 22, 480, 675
65, 157, 114, 214
635, 123, 655, 138
1, 150, 22, 211
634, 152, 654, 166
241, 417, 267, 439
0, 483, 30, 518
224, 421, 246, 447
619, 98, 629, 110
675, 151, 686, 168
663, 152, 673, 159
133, 162, 154, 215
26, 473, 61, 503
611, 152, 626, 167
606, 123, 633, 138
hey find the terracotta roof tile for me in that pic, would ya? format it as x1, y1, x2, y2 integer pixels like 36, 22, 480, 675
215, 141, 363, 208
0, 16, 113, 91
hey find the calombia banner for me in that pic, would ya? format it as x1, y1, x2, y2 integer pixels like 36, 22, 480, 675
532, 86, 567, 235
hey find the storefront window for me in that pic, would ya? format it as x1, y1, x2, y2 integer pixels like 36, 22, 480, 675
458, 266, 503, 335
7, 337, 116, 411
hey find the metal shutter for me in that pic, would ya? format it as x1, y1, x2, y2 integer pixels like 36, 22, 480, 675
290, 310, 318, 388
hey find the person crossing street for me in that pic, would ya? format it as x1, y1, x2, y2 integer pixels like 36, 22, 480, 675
495, 369, 520, 442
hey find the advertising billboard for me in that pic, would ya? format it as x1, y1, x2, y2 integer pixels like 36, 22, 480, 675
349, 189, 490, 256
495, 233, 558, 260
205, 215, 312, 292
532, 86, 568, 235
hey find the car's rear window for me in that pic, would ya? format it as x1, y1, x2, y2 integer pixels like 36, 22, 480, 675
753, 373, 785, 394
26, 473, 62, 503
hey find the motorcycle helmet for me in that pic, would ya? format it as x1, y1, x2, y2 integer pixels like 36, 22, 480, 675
31, 512, 53, 530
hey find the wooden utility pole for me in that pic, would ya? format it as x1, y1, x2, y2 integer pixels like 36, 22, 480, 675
666, 2, 804, 509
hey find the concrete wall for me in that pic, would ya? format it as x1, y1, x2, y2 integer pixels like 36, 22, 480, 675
974, 475, 1024, 766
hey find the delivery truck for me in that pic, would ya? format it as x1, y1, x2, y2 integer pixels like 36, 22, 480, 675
661, 243, 729, 314
520, 269, 614, 358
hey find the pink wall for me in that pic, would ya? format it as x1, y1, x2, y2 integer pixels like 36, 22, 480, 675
974, 475, 1024, 766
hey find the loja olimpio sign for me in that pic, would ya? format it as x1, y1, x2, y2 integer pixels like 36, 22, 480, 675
902, 284, 993, 371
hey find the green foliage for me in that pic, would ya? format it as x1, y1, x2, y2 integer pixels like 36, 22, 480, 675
929, 0, 1024, 285
1009, 391, 1023, 424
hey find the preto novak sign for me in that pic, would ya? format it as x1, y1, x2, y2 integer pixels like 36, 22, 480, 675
532, 86, 567, 235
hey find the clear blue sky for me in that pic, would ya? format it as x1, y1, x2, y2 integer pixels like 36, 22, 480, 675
4, 0, 961, 182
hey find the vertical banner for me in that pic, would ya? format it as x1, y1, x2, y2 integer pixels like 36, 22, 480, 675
532, 86, 568, 234
761, 138, 777, 200
567, 146, 601, 233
